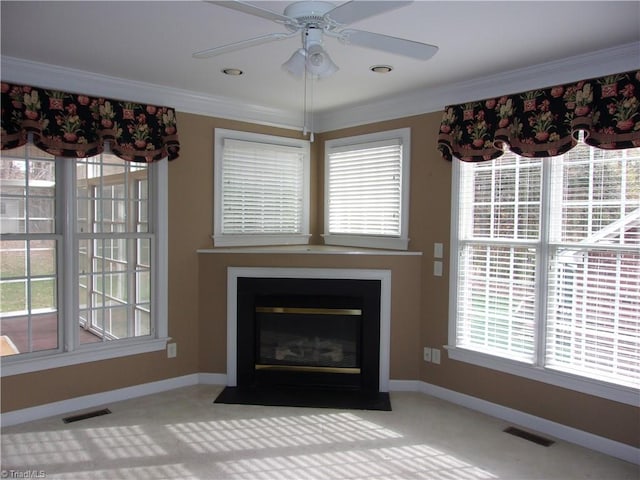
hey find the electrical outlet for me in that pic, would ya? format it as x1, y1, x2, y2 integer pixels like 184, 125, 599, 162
432, 348, 441, 364
423, 347, 431, 362
167, 343, 177, 358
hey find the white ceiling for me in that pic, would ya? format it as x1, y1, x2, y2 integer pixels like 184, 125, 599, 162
2, 1, 640, 132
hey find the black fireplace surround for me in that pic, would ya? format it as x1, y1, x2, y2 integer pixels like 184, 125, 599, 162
236, 277, 382, 392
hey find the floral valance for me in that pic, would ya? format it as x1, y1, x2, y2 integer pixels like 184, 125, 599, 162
1, 82, 180, 162
437, 70, 640, 162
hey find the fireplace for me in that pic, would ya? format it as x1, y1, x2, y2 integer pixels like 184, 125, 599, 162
217, 267, 392, 409
237, 277, 381, 392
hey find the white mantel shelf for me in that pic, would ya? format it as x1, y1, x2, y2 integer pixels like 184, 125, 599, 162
197, 245, 423, 256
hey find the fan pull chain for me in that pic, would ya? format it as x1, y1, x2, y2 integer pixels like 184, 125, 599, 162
303, 60, 309, 138
309, 74, 315, 143
303, 75, 315, 143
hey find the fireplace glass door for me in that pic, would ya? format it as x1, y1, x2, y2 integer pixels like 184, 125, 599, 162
255, 306, 362, 373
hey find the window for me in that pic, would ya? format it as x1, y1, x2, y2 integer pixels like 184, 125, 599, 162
77, 155, 152, 343
213, 129, 310, 247
324, 128, 410, 250
450, 137, 639, 404
0, 147, 58, 357
0, 145, 168, 376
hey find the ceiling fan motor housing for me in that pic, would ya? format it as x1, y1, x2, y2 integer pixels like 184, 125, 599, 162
284, 1, 337, 28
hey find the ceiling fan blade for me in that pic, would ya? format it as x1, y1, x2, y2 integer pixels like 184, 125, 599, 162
340, 29, 438, 60
325, 1, 413, 26
205, 1, 291, 23
193, 32, 293, 59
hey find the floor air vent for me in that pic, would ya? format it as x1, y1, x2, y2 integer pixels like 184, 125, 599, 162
63, 408, 111, 424
503, 426, 555, 447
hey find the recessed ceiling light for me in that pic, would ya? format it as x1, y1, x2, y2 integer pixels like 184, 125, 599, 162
222, 68, 243, 76
370, 65, 393, 73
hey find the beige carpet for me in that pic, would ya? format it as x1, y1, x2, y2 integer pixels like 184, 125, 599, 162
1, 385, 637, 479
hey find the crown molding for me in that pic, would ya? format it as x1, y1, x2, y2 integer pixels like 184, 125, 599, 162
0, 56, 303, 131
3, 41, 639, 134
315, 41, 640, 132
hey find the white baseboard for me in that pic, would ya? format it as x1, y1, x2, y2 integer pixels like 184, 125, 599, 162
2, 375, 637, 465
198, 372, 227, 385
389, 379, 422, 391
413, 380, 639, 466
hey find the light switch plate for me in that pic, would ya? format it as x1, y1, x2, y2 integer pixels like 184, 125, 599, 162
433, 261, 443, 277
434, 243, 443, 258
432, 348, 441, 364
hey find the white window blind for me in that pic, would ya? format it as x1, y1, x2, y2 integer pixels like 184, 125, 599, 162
324, 128, 410, 250
327, 139, 402, 236
545, 142, 640, 388
220, 138, 305, 236
452, 139, 640, 396
457, 155, 542, 362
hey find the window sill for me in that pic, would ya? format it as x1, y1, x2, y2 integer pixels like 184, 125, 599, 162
446, 346, 639, 406
322, 234, 409, 251
212, 234, 311, 248
0, 337, 170, 377
198, 245, 422, 256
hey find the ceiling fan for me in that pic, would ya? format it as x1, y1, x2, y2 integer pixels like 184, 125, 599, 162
193, 0, 438, 78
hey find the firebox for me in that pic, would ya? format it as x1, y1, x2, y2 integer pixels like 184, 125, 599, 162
256, 304, 362, 371
236, 277, 382, 392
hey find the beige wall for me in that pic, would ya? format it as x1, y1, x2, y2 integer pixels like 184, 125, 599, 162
1, 111, 637, 448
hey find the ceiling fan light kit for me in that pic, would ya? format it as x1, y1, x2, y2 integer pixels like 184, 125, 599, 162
283, 48, 307, 76
282, 25, 338, 79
